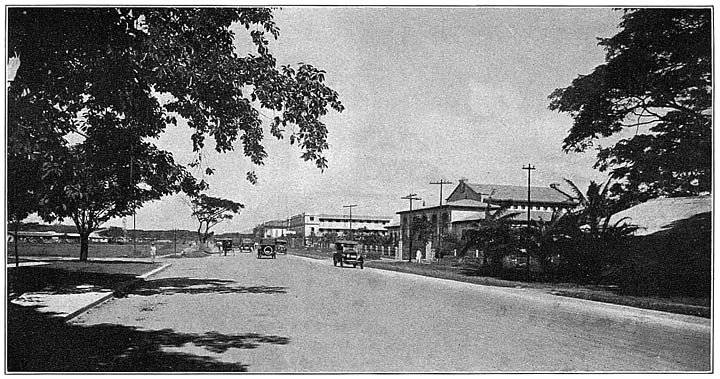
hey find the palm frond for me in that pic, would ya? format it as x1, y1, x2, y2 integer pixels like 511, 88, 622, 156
563, 178, 588, 206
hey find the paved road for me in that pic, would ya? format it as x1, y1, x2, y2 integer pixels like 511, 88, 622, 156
72, 253, 711, 372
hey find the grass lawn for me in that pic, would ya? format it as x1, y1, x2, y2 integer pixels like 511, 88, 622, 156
289, 247, 710, 318
8, 260, 163, 297
6, 241, 181, 262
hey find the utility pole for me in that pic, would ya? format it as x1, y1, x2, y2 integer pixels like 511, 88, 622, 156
401, 193, 421, 262
343, 204, 357, 240
430, 179, 452, 259
522, 163, 536, 279
429, 179, 452, 206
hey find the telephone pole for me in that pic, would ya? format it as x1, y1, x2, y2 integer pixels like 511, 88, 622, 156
430, 179, 452, 258
522, 163, 536, 279
343, 204, 357, 240
429, 179, 452, 206
401, 193, 421, 262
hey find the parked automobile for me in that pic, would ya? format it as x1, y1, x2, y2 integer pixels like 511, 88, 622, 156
257, 238, 278, 259
333, 240, 364, 269
240, 238, 254, 252
275, 239, 288, 254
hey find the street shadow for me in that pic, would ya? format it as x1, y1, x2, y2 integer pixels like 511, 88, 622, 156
123, 277, 287, 296
8, 266, 139, 297
7, 302, 290, 372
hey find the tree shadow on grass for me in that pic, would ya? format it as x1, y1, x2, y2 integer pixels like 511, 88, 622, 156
123, 277, 287, 296
8, 266, 139, 297
7, 302, 290, 372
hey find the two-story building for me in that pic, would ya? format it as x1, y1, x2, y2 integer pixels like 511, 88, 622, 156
287, 212, 393, 245
397, 180, 577, 258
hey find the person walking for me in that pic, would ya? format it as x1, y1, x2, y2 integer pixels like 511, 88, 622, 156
150, 242, 157, 263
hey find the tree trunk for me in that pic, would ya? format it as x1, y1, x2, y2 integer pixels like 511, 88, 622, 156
14, 221, 20, 267
79, 233, 90, 261
197, 222, 206, 245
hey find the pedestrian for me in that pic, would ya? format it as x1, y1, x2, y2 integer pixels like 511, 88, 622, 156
416, 249, 422, 263
150, 242, 157, 263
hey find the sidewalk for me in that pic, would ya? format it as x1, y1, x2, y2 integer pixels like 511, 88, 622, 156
9, 259, 172, 321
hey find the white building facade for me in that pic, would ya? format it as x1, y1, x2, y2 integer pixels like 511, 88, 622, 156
287, 212, 393, 242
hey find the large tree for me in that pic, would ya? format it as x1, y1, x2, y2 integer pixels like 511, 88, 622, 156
40, 128, 186, 261
190, 194, 244, 245
548, 9, 711, 203
8, 8, 344, 260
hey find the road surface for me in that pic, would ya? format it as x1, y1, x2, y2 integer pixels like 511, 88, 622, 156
72, 253, 711, 372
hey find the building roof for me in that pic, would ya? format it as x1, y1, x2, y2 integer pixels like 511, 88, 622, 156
396, 199, 491, 215
465, 183, 573, 204
262, 220, 288, 228
451, 213, 484, 223
384, 215, 401, 228
446, 199, 488, 208
608, 195, 711, 236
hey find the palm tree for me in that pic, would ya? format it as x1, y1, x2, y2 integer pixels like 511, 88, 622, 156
548, 178, 637, 284
462, 203, 522, 272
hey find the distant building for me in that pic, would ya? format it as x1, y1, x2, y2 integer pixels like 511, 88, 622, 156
397, 180, 577, 258
253, 220, 288, 239
7, 230, 108, 243
280, 212, 393, 244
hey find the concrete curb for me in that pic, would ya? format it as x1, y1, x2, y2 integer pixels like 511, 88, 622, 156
64, 292, 116, 321
64, 263, 172, 322
138, 263, 172, 279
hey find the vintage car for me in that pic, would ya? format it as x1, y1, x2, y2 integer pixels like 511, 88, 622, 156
240, 238, 254, 252
257, 238, 278, 259
333, 240, 364, 269
216, 238, 233, 256
275, 239, 288, 254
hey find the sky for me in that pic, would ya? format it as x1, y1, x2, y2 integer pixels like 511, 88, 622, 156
27, 7, 626, 233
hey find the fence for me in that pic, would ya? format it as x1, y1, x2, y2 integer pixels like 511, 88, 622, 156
358, 244, 397, 258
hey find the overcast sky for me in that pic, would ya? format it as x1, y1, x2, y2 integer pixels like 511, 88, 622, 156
96, 7, 623, 233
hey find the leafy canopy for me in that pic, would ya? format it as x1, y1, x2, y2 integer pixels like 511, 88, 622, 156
548, 8, 711, 201
8, 8, 343, 259
190, 194, 244, 243
9, 8, 344, 185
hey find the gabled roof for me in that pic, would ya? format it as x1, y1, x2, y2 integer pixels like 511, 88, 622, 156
608, 195, 711, 236
466, 183, 573, 204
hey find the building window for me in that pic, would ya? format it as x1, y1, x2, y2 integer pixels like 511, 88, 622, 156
309, 216, 314, 221
310, 227, 315, 232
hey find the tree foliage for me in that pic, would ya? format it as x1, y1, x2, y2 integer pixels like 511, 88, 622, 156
538, 179, 637, 284
190, 194, 244, 244
9, 9, 343, 177
41, 130, 186, 260
548, 9, 711, 202
8, 8, 344, 259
